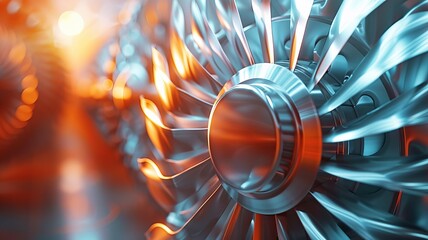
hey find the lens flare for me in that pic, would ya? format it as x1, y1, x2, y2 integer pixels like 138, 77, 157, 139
58, 11, 85, 37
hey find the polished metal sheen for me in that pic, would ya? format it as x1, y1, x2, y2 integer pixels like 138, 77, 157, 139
92, 0, 428, 239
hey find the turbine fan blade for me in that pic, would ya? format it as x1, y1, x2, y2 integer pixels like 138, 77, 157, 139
152, 47, 213, 118
321, 155, 428, 195
141, 98, 208, 160
171, 3, 222, 102
206, 200, 237, 239
289, 0, 313, 71
139, 157, 216, 211
251, 0, 274, 63
275, 210, 308, 240
324, 81, 428, 142
222, 204, 254, 239
296, 197, 350, 239
308, 0, 385, 91
215, 0, 255, 67
319, 12, 428, 114
191, 0, 237, 81
253, 214, 277, 239
312, 185, 428, 239
145, 185, 232, 239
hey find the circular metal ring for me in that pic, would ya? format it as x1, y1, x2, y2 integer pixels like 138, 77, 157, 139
208, 63, 322, 214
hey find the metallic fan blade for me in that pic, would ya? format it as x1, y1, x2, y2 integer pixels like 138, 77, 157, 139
308, 0, 385, 91
297, 211, 348, 240
276, 210, 308, 240
215, 0, 255, 67
205, 201, 237, 239
312, 185, 428, 239
171, 1, 223, 101
319, 12, 428, 114
324, 81, 428, 142
289, 0, 313, 71
251, 0, 274, 63
222, 204, 254, 239
152, 47, 213, 118
296, 197, 350, 240
405, 0, 428, 17
394, 53, 428, 93
139, 157, 216, 209
321, 155, 428, 195
271, 0, 290, 16
145, 185, 232, 239
140, 98, 208, 160
191, 0, 237, 81
140, 156, 219, 227
253, 214, 277, 239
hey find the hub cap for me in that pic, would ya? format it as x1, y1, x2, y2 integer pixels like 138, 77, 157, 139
209, 63, 322, 214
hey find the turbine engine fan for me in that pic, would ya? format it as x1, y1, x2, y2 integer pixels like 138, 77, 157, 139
134, 0, 428, 238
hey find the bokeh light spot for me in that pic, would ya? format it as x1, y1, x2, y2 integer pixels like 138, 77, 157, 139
58, 11, 85, 37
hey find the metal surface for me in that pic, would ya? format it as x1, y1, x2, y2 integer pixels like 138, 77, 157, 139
209, 64, 321, 214
89, 0, 428, 238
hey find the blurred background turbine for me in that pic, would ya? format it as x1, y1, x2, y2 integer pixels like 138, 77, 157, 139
0, 0, 67, 158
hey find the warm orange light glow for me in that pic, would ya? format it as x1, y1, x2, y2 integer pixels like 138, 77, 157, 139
89, 85, 106, 99
145, 9, 159, 26
102, 77, 113, 91
58, 11, 85, 37
139, 158, 166, 180
139, 158, 210, 180
60, 160, 84, 193
15, 105, 33, 122
10, 117, 28, 129
191, 24, 210, 57
147, 223, 177, 236
21, 74, 38, 89
112, 72, 132, 107
140, 97, 166, 128
154, 71, 170, 107
112, 86, 132, 101
21, 87, 38, 105
8, 43, 26, 65
103, 60, 116, 74
152, 47, 173, 108
171, 33, 188, 78
140, 97, 171, 159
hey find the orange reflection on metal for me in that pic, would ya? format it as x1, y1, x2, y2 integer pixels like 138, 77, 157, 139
171, 33, 189, 79
139, 159, 162, 180
404, 125, 428, 156
112, 72, 132, 108
139, 158, 180, 180
152, 47, 174, 109
140, 97, 165, 128
191, 24, 208, 55
147, 223, 177, 235
140, 97, 172, 158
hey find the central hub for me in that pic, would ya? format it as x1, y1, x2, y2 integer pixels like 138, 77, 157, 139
208, 84, 287, 192
207, 64, 322, 214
